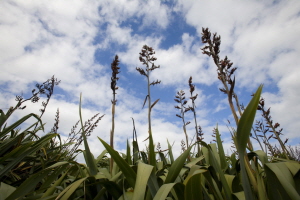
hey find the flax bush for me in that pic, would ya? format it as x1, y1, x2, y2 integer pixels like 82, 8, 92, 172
0, 28, 299, 200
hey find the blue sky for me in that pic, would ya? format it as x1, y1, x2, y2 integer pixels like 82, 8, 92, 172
1, 0, 300, 162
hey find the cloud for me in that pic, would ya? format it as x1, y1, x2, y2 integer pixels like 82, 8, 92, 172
98, 0, 170, 28
1, 0, 299, 165
174, 0, 300, 144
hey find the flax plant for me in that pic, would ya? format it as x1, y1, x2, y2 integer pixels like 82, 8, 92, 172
188, 76, 204, 156
201, 28, 242, 126
188, 77, 200, 141
136, 45, 161, 166
110, 55, 120, 171
257, 97, 290, 159
174, 90, 191, 148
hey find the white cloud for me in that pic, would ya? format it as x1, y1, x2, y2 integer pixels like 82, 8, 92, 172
1, 0, 299, 165
98, 0, 170, 28
174, 0, 300, 144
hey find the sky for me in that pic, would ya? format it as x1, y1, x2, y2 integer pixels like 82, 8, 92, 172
1, 0, 300, 163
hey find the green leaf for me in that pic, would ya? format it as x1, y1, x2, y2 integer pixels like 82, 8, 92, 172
40, 163, 69, 192
79, 94, 98, 176
57, 177, 88, 200
265, 162, 300, 200
42, 167, 70, 198
171, 182, 185, 200
98, 137, 137, 188
0, 133, 57, 179
252, 150, 268, 166
236, 85, 263, 151
185, 172, 203, 200
224, 174, 235, 193
147, 170, 160, 198
236, 85, 263, 200
202, 170, 223, 200
0, 113, 44, 138
148, 131, 156, 170
185, 155, 205, 168
95, 150, 108, 164
132, 162, 153, 200
167, 140, 174, 164
133, 141, 140, 164
200, 142, 232, 200
0, 182, 16, 200
126, 140, 132, 165
153, 183, 184, 200
164, 145, 193, 184
232, 191, 245, 200
101, 181, 123, 199
215, 126, 227, 171
209, 143, 220, 167
6, 168, 54, 200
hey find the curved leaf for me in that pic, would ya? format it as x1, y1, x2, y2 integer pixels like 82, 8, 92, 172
98, 137, 137, 188
132, 162, 153, 200
164, 145, 193, 184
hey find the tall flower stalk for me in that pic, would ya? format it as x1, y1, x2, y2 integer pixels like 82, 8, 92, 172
136, 45, 161, 137
136, 45, 161, 166
174, 90, 191, 148
110, 55, 120, 171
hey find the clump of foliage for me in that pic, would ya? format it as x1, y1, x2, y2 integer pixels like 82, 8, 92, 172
0, 28, 299, 200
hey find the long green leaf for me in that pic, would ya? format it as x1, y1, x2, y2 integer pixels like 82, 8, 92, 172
202, 170, 223, 200
40, 164, 69, 191
101, 181, 123, 199
56, 177, 88, 200
164, 145, 193, 184
98, 137, 137, 188
79, 94, 98, 176
0, 133, 57, 179
0, 182, 16, 200
0, 109, 8, 130
148, 131, 156, 170
236, 85, 263, 200
265, 162, 300, 200
132, 162, 153, 200
200, 141, 232, 200
153, 183, 183, 200
167, 140, 174, 164
147, 170, 160, 198
42, 168, 70, 198
215, 126, 227, 171
185, 172, 203, 200
126, 140, 132, 165
185, 155, 205, 168
133, 141, 140, 164
6, 168, 54, 200
0, 113, 44, 138
236, 84, 263, 151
